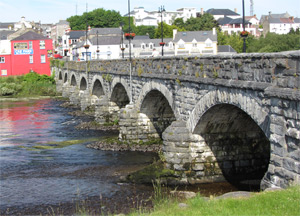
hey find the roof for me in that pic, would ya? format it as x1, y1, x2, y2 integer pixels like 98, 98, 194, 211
0, 30, 15, 40
90, 36, 121, 46
88, 28, 121, 36
134, 35, 150, 40
228, 18, 251, 25
132, 38, 173, 46
217, 16, 233, 25
68, 30, 86, 39
206, 9, 240, 16
0, 22, 15, 29
11, 31, 50, 41
218, 45, 236, 53
173, 31, 217, 43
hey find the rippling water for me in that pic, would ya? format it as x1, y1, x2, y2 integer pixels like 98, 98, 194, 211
0, 99, 156, 214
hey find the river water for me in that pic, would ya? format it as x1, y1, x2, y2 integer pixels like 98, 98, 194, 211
0, 98, 158, 215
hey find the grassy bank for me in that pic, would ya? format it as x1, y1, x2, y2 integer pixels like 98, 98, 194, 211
0, 72, 57, 97
130, 185, 300, 216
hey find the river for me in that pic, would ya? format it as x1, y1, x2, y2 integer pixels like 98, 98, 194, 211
0, 98, 158, 215
0, 98, 240, 215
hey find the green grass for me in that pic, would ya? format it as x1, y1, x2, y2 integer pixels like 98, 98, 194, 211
130, 186, 300, 216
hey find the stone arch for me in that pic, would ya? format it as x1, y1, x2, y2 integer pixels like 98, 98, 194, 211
187, 89, 270, 137
91, 75, 107, 97
110, 76, 130, 100
70, 74, 77, 86
79, 76, 88, 91
63, 73, 68, 83
187, 90, 271, 189
136, 81, 175, 116
58, 71, 63, 80
111, 83, 130, 109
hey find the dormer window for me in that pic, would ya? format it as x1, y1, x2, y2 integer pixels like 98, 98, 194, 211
141, 44, 145, 49
205, 38, 212, 48
178, 39, 185, 49
192, 39, 197, 47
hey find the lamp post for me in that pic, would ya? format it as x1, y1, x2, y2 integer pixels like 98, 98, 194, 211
159, 6, 165, 56
128, 0, 132, 103
96, 30, 99, 60
120, 22, 125, 59
242, 0, 246, 53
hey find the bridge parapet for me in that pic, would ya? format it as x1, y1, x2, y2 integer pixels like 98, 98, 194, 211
62, 51, 300, 90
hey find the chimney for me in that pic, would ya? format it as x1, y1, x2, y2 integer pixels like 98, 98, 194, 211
234, 8, 237, 13
173, 29, 178, 40
213, 27, 216, 35
201, 8, 204, 15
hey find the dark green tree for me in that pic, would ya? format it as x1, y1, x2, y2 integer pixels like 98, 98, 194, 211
184, 14, 220, 31
154, 22, 185, 38
173, 18, 185, 29
135, 25, 156, 38
67, 8, 123, 30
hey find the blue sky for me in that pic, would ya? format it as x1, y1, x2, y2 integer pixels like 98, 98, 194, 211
0, 0, 300, 24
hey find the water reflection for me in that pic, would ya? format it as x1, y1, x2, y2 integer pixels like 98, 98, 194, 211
0, 99, 156, 212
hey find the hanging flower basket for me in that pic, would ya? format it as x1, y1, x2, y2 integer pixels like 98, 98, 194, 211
121, 47, 125, 51
96, 50, 100, 53
84, 44, 90, 49
124, 33, 136, 40
159, 42, 165, 46
240, 31, 249, 38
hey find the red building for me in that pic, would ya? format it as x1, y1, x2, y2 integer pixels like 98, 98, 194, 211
0, 31, 53, 76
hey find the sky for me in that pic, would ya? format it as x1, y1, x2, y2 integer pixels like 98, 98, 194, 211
0, 0, 300, 24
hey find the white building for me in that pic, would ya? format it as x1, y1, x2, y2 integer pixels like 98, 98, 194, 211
125, 7, 197, 27
173, 28, 218, 55
261, 12, 300, 35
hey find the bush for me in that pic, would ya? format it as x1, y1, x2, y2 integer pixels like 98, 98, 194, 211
0, 72, 57, 97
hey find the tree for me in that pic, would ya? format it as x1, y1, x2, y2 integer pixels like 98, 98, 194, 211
135, 26, 156, 38
67, 8, 123, 30
184, 14, 220, 31
173, 18, 185, 29
154, 22, 185, 38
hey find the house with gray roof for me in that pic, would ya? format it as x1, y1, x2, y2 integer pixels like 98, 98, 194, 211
173, 29, 218, 55
261, 12, 300, 35
206, 8, 241, 20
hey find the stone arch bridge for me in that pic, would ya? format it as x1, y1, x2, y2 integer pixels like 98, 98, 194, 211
54, 51, 300, 190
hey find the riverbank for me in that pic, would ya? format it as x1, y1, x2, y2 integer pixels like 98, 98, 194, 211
129, 185, 300, 216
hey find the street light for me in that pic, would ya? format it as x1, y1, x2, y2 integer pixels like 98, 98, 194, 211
120, 22, 125, 59
242, 0, 246, 53
158, 6, 166, 56
96, 30, 100, 60
128, 0, 132, 103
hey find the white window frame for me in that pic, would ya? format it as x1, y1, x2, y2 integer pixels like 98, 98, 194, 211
1, 69, 7, 76
29, 55, 33, 64
40, 40, 45, 49
29, 41, 33, 49
0, 57, 5, 63
41, 55, 46, 63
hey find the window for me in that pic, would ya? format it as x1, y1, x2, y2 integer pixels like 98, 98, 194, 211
41, 55, 46, 63
141, 44, 145, 49
29, 55, 33, 63
40, 40, 45, 49
193, 43, 197, 47
1, 69, 7, 76
29, 41, 33, 49
205, 39, 212, 47
0, 57, 5, 63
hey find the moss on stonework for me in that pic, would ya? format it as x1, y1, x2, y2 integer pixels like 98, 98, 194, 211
126, 160, 176, 184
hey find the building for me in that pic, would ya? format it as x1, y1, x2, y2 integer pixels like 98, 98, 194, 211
218, 17, 257, 36
261, 12, 300, 35
0, 31, 53, 76
51, 20, 70, 51
173, 29, 218, 55
206, 8, 241, 20
125, 7, 197, 27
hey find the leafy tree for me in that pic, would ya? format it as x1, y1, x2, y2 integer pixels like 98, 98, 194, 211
154, 22, 185, 38
173, 18, 185, 29
184, 14, 220, 31
67, 8, 123, 30
135, 25, 156, 38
